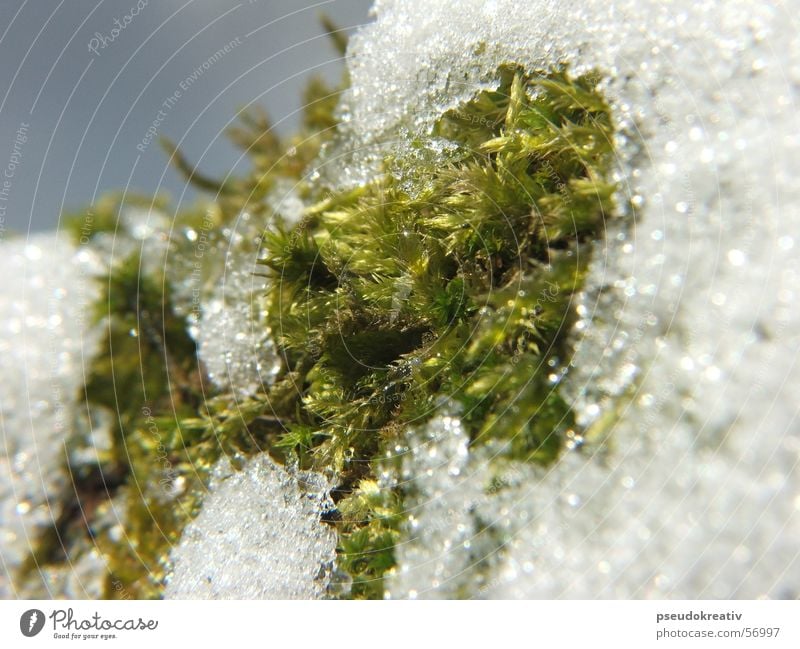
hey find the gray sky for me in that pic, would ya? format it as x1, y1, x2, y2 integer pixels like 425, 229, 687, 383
0, 0, 373, 233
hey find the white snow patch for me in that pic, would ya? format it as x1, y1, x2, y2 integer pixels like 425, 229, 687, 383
0, 233, 105, 597
165, 454, 337, 599
194, 248, 281, 396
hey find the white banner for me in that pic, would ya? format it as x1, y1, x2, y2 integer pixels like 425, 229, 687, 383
0, 600, 798, 648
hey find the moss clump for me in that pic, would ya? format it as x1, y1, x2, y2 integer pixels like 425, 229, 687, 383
260, 65, 617, 595
22, 48, 617, 598
265, 67, 615, 468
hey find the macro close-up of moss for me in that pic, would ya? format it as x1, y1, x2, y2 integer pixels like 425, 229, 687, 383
16, 32, 619, 599
2, 0, 799, 623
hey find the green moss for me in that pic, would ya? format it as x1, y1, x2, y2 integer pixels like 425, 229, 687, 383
334, 479, 404, 599
21, 54, 618, 599
263, 65, 614, 469
259, 64, 617, 596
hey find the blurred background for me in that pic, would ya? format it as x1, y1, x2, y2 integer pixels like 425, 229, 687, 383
0, 0, 373, 233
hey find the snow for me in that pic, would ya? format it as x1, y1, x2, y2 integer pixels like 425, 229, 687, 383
193, 247, 281, 396
104, 205, 282, 397
0, 233, 105, 597
165, 453, 337, 599
385, 409, 485, 599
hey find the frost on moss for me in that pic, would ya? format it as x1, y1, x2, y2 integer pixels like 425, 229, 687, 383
20, 60, 618, 599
